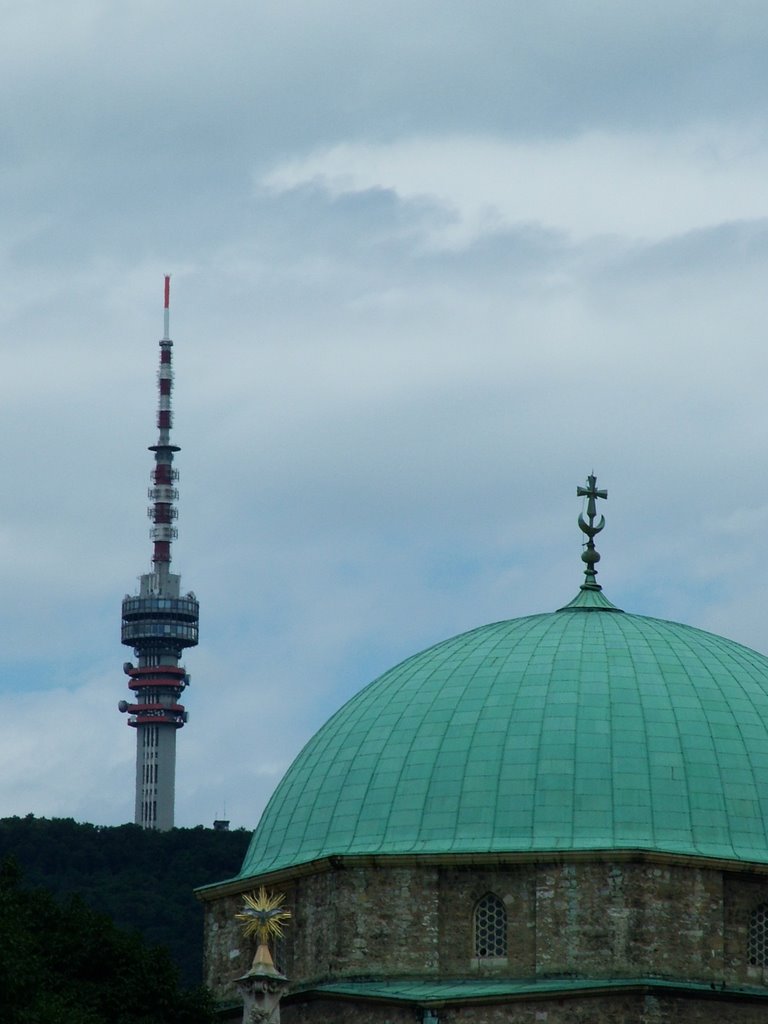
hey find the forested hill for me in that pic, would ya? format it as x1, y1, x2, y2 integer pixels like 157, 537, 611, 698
0, 815, 251, 986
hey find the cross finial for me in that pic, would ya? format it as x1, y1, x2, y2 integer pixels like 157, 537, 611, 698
576, 473, 607, 591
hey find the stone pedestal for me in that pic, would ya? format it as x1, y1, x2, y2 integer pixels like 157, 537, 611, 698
234, 944, 288, 1024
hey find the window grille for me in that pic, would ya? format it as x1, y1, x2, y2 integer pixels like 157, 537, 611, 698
749, 903, 768, 966
474, 892, 507, 958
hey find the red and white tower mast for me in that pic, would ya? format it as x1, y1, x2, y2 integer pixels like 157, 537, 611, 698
118, 277, 199, 830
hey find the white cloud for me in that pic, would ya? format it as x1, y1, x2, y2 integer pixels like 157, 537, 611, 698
262, 128, 768, 246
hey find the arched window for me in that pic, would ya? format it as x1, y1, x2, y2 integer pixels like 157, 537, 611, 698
749, 903, 768, 966
474, 892, 507, 958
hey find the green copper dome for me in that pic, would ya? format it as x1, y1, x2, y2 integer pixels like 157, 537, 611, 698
239, 592, 768, 880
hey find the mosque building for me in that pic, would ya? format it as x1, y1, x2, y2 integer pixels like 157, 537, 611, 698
198, 476, 768, 1023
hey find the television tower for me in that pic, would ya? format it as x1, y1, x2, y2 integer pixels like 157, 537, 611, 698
118, 276, 199, 830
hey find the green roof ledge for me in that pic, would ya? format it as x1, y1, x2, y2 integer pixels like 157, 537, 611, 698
557, 472, 623, 613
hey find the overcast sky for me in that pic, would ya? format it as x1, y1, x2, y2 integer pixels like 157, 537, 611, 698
3, 1, 768, 830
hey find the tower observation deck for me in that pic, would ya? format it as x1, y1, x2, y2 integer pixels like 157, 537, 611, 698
119, 277, 199, 830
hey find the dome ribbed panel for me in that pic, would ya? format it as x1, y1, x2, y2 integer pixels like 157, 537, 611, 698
238, 610, 768, 879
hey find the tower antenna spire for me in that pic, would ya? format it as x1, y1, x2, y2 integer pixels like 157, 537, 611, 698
163, 273, 170, 340
148, 274, 180, 585
118, 277, 200, 830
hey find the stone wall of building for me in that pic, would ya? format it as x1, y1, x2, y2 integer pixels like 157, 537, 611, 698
202, 890, 258, 1003
319, 864, 440, 979
285, 999, 414, 1024
531, 861, 723, 981
200, 854, 768, 1019
435, 859, 726, 983
202, 863, 440, 1000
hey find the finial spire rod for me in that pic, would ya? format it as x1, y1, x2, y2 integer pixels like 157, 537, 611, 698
577, 473, 607, 591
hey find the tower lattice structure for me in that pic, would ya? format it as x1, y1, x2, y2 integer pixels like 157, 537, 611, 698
118, 276, 199, 830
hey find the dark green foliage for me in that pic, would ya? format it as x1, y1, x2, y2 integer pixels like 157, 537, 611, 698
0, 816, 250, 987
0, 857, 216, 1023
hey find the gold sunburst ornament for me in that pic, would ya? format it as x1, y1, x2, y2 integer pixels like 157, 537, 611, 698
236, 887, 292, 967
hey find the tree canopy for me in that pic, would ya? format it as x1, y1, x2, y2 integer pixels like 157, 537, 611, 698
0, 816, 250, 987
0, 858, 216, 1023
